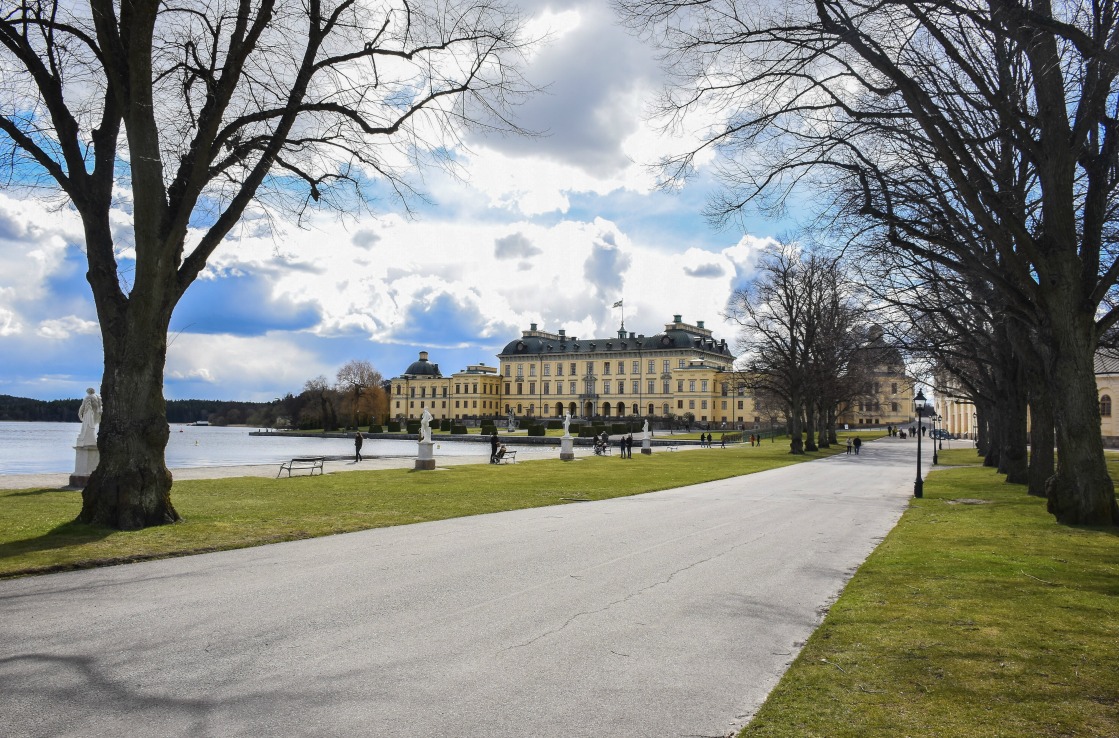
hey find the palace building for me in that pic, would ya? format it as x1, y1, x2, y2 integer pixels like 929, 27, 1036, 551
390, 315, 769, 425
389, 314, 916, 429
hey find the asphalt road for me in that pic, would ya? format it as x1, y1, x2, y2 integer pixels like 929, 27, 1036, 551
1, 438, 926, 737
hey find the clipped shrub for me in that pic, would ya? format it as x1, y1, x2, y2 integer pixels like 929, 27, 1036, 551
451, 424, 468, 434
545, 420, 563, 430
387, 421, 401, 432
406, 421, 421, 435
367, 424, 382, 434
527, 424, 546, 437
610, 423, 628, 435
440, 419, 451, 431
579, 427, 600, 438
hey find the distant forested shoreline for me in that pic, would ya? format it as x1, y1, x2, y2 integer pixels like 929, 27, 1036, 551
0, 395, 271, 425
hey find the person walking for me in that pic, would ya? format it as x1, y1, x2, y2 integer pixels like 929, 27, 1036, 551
626, 433, 634, 458
354, 431, 364, 462
618, 434, 626, 458
845, 438, 852, 455
490, 430, 499, 464
853, 436, 862, 455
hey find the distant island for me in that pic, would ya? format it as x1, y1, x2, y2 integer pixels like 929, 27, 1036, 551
0, 394, 271, 426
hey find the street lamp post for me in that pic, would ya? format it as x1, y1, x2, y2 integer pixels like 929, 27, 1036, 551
931, 412, 939, 465
914, 390, 926, 498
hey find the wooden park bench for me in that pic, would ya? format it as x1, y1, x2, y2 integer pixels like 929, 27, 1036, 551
495, 450, 517, 464
277, 456, 325, 478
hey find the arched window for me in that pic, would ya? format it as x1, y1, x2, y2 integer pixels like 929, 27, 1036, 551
1101, 395, 1112, 417
662, 403, 670, 416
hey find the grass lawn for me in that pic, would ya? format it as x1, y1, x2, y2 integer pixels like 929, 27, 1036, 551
0, 436, 853, 578
740, 446, 1119, 738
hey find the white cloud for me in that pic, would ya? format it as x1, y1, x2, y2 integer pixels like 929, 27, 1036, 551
165, 333, 332, 400
37, 315, 99, 339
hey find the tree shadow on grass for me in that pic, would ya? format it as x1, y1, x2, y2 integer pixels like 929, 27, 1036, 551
0, 520, 114, 574
7, 485, 78, 497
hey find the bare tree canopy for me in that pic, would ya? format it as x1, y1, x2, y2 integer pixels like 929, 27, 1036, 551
1, 0, 534, 529
617, 0, 1119, 525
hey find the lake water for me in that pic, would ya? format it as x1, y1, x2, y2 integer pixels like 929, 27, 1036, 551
0, 422, 491, 475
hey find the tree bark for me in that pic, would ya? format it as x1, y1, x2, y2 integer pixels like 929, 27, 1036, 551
78, 265, 180, 528
1028, 387, 1055, 499
1043, 307, 1119, 524
803, 403, 818, 452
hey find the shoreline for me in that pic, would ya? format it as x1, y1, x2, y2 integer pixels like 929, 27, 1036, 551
0, 442, 708, 491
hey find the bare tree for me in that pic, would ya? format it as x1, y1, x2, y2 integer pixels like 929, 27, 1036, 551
617, 0, 1119, 525
727, 243, 868, 453
0, 0, 533, 528
302, 375, 339, 432
336, 359, 383, 428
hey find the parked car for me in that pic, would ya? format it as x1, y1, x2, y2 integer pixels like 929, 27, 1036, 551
929, 429, 953, 440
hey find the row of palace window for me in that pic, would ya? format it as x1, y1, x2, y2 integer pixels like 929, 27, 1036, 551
505, 358, 690, 378
1102, 395, 1112, 417
393, 398, 760, 417
394, 383, 499, 397
863, 382, 901, 395
854, 401, 901, 413
494, 401, 764, 420
393, 399, 500, 410
500, 378, 728, 396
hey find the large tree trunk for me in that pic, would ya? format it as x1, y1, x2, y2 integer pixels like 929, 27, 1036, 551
1028, 388, 1055, 499
787, 396, 804, 454
803, 402, 818, 452
78, 291, 180, 529
1043, 309, 1118, 524
994, 333, 1029, 484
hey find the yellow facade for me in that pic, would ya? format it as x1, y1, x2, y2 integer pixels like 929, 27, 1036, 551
496, 317, 754, 426
389, 352, 501, 422
389, 316, 921, 429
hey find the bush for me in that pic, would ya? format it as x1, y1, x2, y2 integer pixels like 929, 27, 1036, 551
387, 421, 401, 432
610, 423, 628, 435
527, 424, 546, 437
579, 427, 601, 438
406, 421, 421, 435
546, 420, 563, 430
451, 424, 468, 434
367, 424, 382, 434
440, 419, 451, 431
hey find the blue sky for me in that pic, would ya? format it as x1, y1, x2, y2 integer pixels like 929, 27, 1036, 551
0, 0, 784, 402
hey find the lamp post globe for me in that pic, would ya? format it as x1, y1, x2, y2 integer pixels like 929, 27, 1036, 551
914, 390, 926, 498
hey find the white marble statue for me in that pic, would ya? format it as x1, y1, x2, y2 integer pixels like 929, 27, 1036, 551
642, 419, 650, 440
76, 387, 102, 446
420, 408, 433, 443
563, 412, 572, 437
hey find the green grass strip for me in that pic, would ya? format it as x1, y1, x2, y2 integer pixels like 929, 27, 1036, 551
740, 447, 1119, 738
0, 435, 869, 578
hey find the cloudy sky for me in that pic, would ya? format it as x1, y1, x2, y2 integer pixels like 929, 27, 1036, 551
0, 0, 785, 402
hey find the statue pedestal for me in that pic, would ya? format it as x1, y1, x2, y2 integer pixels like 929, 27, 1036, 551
70, 444, 99, 487
415, 440, 436, 470
641, 437, 652, 455
560, 435, 575, 461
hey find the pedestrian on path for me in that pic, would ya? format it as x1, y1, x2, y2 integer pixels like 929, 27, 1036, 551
853, 436, 862, 455
354, 431, 364, 462
845, 438, 852, 455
